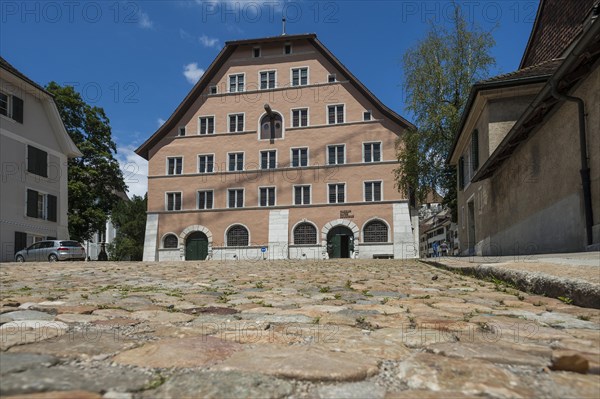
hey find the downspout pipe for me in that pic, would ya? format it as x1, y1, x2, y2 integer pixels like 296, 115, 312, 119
550, 81, 594, 246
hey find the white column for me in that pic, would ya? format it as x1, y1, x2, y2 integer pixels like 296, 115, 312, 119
142, 214, 159, 261
393, 203, 418, 259
268, 209, 289, 259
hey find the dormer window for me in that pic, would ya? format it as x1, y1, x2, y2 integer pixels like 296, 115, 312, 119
253, 47, 261, 58
284, 43, 292, 54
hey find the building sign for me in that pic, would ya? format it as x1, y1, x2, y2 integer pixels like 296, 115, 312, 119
340, 210, 354, 219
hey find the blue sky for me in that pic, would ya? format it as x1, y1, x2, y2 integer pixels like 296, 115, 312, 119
1, 0, 539, 196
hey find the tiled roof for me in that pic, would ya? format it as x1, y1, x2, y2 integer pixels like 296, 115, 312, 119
520, 0, 597, 68
480, 58, 563, 85
0, 56, 51, 95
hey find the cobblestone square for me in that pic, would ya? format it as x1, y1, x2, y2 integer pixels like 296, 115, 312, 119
1, 260, 599, 398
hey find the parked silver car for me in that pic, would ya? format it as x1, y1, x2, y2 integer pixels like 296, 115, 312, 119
15, 240, 86, 262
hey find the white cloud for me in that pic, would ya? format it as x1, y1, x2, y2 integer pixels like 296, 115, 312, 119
157, 118, 166, 127
199, 34, 219, 48
138, 11, 154, 29
116, 146, 148, 198
183, 62, 205, 84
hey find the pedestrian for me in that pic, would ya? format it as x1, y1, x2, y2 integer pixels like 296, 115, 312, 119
441, 241, 448, 257
432, 241, 439, 258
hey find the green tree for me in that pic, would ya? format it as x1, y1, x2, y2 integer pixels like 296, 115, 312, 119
396, 5, 495, 219
109, 195, 147, 261
46, 82, 126, 241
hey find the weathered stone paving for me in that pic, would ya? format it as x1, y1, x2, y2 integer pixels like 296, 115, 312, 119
0, 260, 599, 398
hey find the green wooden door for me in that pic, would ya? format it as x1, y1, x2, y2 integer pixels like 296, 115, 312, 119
186, 232, 208, 261
331, 235, 342, 258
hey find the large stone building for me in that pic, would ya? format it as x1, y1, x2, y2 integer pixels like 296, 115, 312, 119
0, 57, 82, 262
449, 0, 600, 256
136, 34, 419, 261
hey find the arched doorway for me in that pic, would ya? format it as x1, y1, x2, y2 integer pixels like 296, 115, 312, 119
327, 226, 354, 259
185, 232, 208, 260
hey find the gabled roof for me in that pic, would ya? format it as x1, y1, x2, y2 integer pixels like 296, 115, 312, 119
0, 56, 82, 158
520, 0, 597, 68
135, 34, 415, 160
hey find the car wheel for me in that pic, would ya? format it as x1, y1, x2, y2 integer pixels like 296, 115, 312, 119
48, 254, 58, 262
16, 255, 24, 263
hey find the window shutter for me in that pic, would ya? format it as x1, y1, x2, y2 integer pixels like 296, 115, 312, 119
471, 130, 479, 170
47, 194, 57, 222
458, 157, 465, 190
14, 231, 27, 254
12, 96, 24, 123
27, 146, 48, 177
27, 189, 38, 217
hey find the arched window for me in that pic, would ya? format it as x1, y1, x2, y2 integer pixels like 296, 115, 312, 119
226, 225, 249, 247
294, 223, 317, 245
260, 113, 283, 140
163, 234, 178, 249
363, 220, 388, 243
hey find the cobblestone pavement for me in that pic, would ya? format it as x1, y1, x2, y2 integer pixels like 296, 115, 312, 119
1, 260, 599, 399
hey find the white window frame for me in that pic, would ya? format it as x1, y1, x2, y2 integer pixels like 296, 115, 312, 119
165, 192, 183, 211
228, 73, 245, 93
25, 188, 50, 220
258, 186, 277, 207
209, 85, 218, 95
197, 153, 215, 174
327, 103, 346, 125
227, 152, 245, 172
362, 141, 382, 162
326, 144, 346, 165
227, 188, 245, 209
290, 66, 309, 86
166, 156, 184, 175
258, 69, 277, 90
363, 110, 373, 121
198, 115, 215, 135
178, 126, 186, 136
293, 184, 312, 205
290, 107, 309, 127
290, 147, 309, 167
197, 189, 214, 210
0, 90, 11, 118
228, 112, 245, 133
328, 183, 346, 204
363, 180, 384, 202
260, 149, 277, 170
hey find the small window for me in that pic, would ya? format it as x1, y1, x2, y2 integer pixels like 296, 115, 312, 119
26, 189, 56, 221
260, 71, 276, 90
163, 234, 178, 248
294, 223, 317, 245
229, 74, 245, 93
328, 74, 337, 83
198, 190, 214, 209
291, 67, 308, 86
179, 126, 186, 136
260, 150, 277, 169
0, 92, 23, 123
294, 185, 310, 205
167, 157, 183, 175
229, 114, 244, 133
199, 117, 215, 134
166, 192, 182, 211
198, 155, 214, 173
364, 220, 388, 243
364, 181, 382, 202
471, 129, 479, 171
327, 104, 344, 124
0, 92, 8, 117
284, 43, 292, 54
363, 111, 372, 121
328, 183, 345, 204
364, 142, 381, 162
259, 187, 276, 207
27, 145, 48, 178
227, 225, 249, 246
327, 145, 345, 165
253, 47, 261, 58
259, 113, 283, 140
228, 189, 244, 208
291, 108, 308, 127
291, 148, 308, 167
228, 153, 244, 171
209, 85, 218, 95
